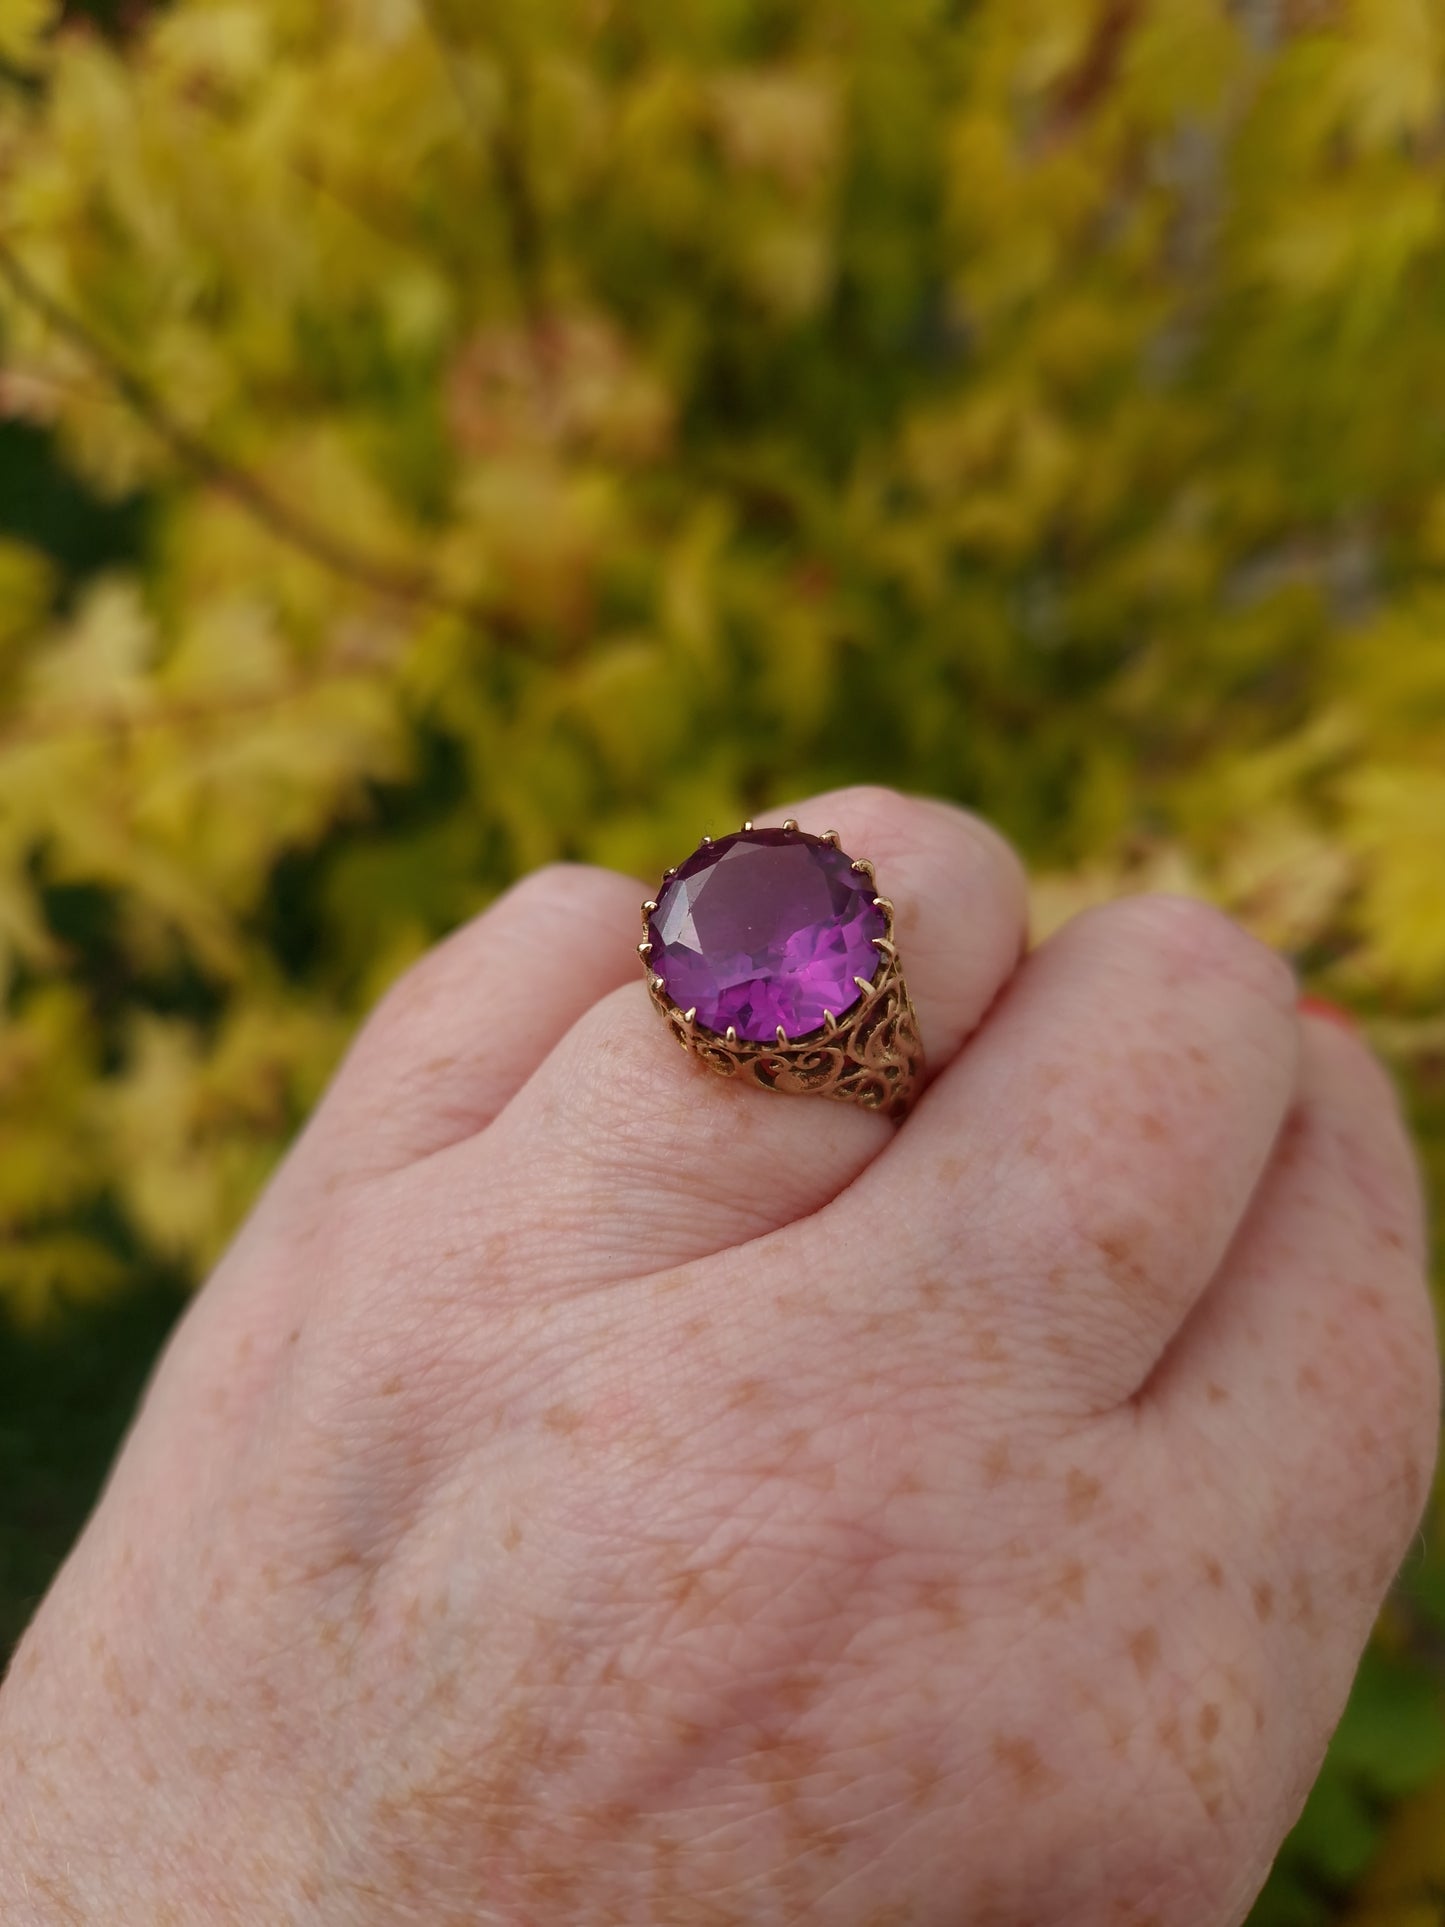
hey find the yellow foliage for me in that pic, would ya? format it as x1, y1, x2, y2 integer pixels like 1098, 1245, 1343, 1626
0, 0, 55, 69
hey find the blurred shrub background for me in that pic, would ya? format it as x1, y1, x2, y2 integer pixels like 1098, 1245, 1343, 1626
0, 0, 1443, 1915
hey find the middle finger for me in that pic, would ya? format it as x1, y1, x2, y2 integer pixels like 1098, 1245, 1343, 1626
821, 893, 1301, 1418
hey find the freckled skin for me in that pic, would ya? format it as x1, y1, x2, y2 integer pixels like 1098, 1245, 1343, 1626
1128, 1628, 1161, 1681
0, 788, 1436, 1927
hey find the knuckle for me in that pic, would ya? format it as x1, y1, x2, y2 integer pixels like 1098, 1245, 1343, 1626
971, 820, 1030, 916
1103, 893, 1297, 1010
813, 784, 949, 863
922, 802, 1029, 918
503, 860, 646, 970
362, 864, 632, 1046
496, 859, 619, 920
824, 781, 913, 824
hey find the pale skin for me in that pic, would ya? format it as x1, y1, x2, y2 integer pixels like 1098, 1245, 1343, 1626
0, 787, 1437, 1926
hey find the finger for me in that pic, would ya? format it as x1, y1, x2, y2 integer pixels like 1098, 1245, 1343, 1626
291, 863, 645, 1182
823, 894, 1301, 1416
1149, 1013, 1437, 1639
411, 787, 1029, 1285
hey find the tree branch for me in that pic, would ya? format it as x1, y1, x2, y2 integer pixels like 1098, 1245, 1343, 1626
0, 236, 526, 643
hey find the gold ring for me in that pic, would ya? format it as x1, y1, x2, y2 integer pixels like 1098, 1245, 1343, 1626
639, 821, 923, 1120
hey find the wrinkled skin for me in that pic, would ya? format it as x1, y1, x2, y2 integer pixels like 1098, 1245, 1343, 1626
0, 788, 1436, 1927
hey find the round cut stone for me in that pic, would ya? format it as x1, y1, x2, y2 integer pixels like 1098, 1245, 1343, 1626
647, 827, 886, 1041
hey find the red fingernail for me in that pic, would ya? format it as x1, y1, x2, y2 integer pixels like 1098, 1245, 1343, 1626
1299, 994, 1358, 1033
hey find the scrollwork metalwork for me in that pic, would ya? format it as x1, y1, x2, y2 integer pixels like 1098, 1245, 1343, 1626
640, 870, 923, 1121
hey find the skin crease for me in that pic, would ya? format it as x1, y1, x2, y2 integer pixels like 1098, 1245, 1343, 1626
0, 786, 1436, 1927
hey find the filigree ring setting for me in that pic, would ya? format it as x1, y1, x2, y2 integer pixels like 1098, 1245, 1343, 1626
639, 821, 923, 1120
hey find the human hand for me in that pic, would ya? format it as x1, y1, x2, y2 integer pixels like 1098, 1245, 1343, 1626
0, 788, 1435, 1925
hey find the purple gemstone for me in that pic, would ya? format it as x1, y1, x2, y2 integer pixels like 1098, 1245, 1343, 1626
647, 828, 886, 1041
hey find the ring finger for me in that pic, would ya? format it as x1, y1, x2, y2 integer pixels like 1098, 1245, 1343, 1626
410, 786, 1029, 1288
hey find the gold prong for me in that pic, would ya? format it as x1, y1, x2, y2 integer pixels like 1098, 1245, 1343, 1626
782, 818, 799, 832
642, 898, 658, 915
637, 940, 653, 958
871, 936, 896, 959
853, 974, 874, 997
742, 818, 754, 832
872, 896, 894, 916
650, 974, 666, 993
850, 857, 875, 881
699, 835, 712, 847
776, 1024, 790, 1047
822, 1009, 838, 1032
663, 867, 677, 881
684, 1006, 698, 1026
822, 828, 842, 848
725, 1025, 738, 1044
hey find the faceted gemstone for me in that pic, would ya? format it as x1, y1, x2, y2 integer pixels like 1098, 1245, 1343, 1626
647, 827, 886, 1041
